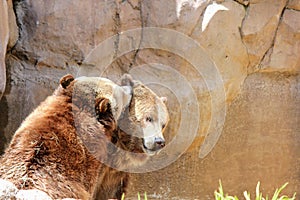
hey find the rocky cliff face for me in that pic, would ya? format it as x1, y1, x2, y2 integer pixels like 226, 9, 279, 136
0, 0, 299, 199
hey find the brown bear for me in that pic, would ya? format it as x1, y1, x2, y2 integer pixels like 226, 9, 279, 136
0, 74, 169, 200
94, 75, 169, 200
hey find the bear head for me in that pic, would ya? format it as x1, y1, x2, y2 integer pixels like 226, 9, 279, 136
59, 74, 169, 169
60, 75, 132, 122
58, 74, 133, 159
118, 74, 169, 156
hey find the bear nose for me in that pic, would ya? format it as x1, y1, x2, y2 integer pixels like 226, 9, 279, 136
154, 137, 165, 150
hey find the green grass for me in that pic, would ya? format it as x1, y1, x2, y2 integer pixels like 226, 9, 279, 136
121, 181, 296, 200
215, 180, 296, 200
121, 192, 147, 200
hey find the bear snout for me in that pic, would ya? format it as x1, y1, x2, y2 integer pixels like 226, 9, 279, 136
153, 137, 165, 150
143, 136, 166, 153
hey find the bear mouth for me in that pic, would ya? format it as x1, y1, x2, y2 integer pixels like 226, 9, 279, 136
142, 141, 159, 156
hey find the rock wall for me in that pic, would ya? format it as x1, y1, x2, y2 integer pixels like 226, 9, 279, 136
0, 0, 9, 101
0, 0, 299, 199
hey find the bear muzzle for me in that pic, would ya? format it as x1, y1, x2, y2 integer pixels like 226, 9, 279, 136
143, 136, 165, 154
153, 137, 165, 150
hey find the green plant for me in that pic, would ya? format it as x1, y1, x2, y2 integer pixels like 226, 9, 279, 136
121, 192, 147, 200
120, 182, 296, 200
215, 180, 296, 200
214, 180, 239, 200
137, 192, 148, 200
121, 193, 125, 200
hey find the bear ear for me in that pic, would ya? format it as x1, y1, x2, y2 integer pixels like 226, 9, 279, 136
120, 73, 134, 87
95, 98, 110, 113
160, 97, 167, 104
60, 74, 74, 89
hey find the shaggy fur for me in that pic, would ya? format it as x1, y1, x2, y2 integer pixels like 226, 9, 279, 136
95, 116, 147, 200
0, 76, 112, 199
0, 74, 167, 200
89, 126, 147, 200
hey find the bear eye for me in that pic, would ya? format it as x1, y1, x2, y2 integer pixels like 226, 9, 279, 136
162, 124, 166, 129
146, 116, 153, 123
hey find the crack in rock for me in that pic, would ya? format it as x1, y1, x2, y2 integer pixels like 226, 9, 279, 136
128, 0, 143, 69
113, 1, 121, 60
258, 0, 289, 70
239, 1, 251, 74
233, 0, 249, 6
127, 0, 140, 10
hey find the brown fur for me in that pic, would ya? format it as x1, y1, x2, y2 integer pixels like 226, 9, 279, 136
0, 75, 138, 200
94, 127, 149, 200
0, 74, 164, 200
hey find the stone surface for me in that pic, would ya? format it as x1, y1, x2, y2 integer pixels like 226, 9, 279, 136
262, 9, 300, 71
0, 179, 18, 200
0, 0, 9, 100
0, 178, 78, 200
194, 0, 248, 103
0, 0, 299, 199
16, 189, 52, 200
242, 0, 288, 72
287, 0, 300, 10
235, 0, 249, 6
0, 179, 51, 200
127, 72, 300, 199
7, 0, 18, 50
191, 0, 249, 156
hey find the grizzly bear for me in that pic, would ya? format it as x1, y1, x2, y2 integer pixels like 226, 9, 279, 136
0, 74, 169, 200
94, 75, 169, 200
